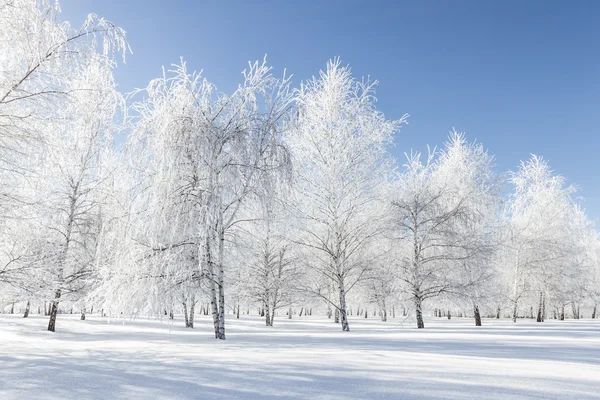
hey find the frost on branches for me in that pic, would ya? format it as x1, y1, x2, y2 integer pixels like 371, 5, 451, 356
1, 0, 598, 338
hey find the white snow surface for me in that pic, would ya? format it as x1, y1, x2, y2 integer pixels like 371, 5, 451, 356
0, 314, 599, 399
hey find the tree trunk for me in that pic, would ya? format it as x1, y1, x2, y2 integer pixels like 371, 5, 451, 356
10, 302, 14, 314
541, 293, 546, 322
560, 305, 565, 320
23, 300, 31, 318
183, 301, 189, 327
592, 305, 597, 319
536, 292, 543, 322
236, 304, 240, 319
381, 308, 387, 322
265, 300, 272, 326
496, 306, 501, 319
338, 279, 350, 332
288, 307, 292, 319
47, 289, 61, 332
414, 296, 424, 329
474, 304, 481, 326
512, 301, 518, 322
447, 309, 451, 320
80, 306, 86, 321
334, 308, 340, 323
270, 306, 275, 326
299, 307, 304, 317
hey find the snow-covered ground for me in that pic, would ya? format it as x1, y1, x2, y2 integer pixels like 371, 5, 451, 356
0, 314, 598, 399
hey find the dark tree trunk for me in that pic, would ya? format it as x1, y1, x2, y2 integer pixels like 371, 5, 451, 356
10, 302, 14, 314
447, 310, 451, 320
560, 306, 565, 320
474, 305, 482, 326
299, 307, 304, 317
381, 308, 387, 322
536, 292, 543, 322
236, 305, 240, 319
183, 302, 189, 327
592, 306, 597, 319
288, 307, 292, 320
23, 300, 31, 318
415, 296, 424, 329
47, 289, 61, 332
80, 307, 86, 321
496, 306, 501, 319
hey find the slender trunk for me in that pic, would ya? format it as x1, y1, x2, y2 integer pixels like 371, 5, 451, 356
299, 307, 303, 317
188, 296, 195, 328
207, 239, 220, 338
414, 295, 424, 329
338, 278, 350, 331
23, 300, 31, 318
536, 292, 543, 322
265, 299, 272, 326
447, 309, 451, 320
80, 306, 86, 321
380, 298, 387, 322
334, 308, 340, 323
47, 289, 61, 332
592, 305, 597, 319
183, 301, 189, 327
560, 305, 565, 320
236, 304, 240, 319
217, 229, 226, 339
288, 307, 292, 319
512, 301, 518, 322
541, 293, 546, 322
496, 306, 501, 319
270, 305, 275, 326
474, 304, 482, 326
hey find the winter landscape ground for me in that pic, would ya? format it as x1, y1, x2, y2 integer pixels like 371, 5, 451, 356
1, 315, 598, 400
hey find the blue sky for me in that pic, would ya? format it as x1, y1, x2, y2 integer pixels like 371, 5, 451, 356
61, 0, 599, 221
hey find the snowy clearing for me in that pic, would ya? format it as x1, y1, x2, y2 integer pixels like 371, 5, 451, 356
1, 315, 599, 399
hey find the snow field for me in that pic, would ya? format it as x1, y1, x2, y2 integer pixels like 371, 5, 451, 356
1, 314, 599, 399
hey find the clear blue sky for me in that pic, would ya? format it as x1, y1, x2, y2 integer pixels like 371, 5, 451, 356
61, 0, 599, 222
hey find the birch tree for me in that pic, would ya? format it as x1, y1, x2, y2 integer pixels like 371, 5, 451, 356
502, 156, 577, 322
119, 58, 293, 338
390, 133, 498, 328
288, 59, 405, 331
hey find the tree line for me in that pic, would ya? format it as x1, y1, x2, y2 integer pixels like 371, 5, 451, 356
1, 1, 598, 337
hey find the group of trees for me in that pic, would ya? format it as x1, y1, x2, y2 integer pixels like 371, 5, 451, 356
1, 1, 598, 337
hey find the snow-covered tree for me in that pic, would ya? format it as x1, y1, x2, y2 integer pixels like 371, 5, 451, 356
501, 156, 579, 322
288, 59, 405, 331
389, 133, 499, 328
